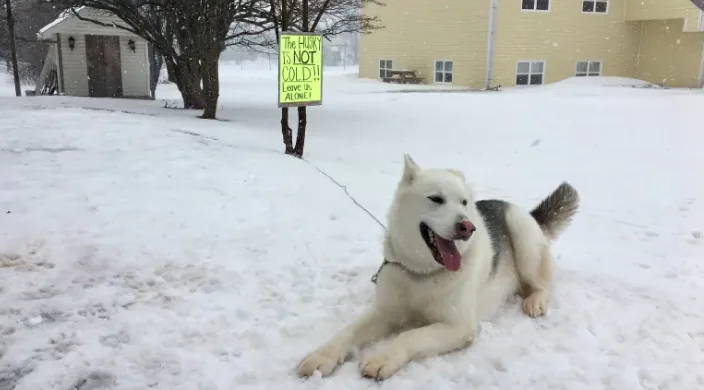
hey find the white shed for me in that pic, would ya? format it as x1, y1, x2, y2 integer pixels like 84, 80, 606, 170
35, 7, 152, 99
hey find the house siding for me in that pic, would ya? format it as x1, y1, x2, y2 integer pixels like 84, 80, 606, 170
490, 0, 642, 87
635, 19, 704, 87
59, 33, 89, 96
359, 0, 491, 88
119, 36, 151, 98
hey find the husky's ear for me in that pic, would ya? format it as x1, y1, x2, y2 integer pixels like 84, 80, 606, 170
402, 154, 420, 184
447, 169, 465, 181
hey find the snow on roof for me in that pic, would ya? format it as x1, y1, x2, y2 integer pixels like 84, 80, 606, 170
37, 6, 85, 36
36, 6, 134, 41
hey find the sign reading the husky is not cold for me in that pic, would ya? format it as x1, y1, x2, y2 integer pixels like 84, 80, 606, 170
278, 32, 323, 107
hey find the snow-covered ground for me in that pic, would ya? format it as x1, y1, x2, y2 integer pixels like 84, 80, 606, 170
1, 65, 704, 390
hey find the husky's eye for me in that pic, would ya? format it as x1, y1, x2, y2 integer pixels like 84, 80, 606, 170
462, 199, 468, 206
428, 195, 445, 204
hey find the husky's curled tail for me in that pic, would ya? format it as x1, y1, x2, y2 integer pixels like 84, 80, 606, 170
530, 182, 580, 240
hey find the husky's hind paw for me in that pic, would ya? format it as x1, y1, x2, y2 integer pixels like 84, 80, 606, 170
297, 344, 346, 378
360, 350, 407, 380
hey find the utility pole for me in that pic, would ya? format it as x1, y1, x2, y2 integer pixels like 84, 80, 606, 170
5, 0, 22, 96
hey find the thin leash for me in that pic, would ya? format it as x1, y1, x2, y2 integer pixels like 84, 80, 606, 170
301, 158, 388, 283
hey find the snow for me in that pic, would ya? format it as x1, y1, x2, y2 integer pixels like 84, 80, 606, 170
1, 64, 704, 389
0, 72, 35, 98
550, 76, 658, 88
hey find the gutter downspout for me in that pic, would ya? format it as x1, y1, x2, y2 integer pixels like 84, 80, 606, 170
485, 0, 498, 90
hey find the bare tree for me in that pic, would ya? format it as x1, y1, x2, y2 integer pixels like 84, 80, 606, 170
198, 0, 272, 118
268, 0, 383, 157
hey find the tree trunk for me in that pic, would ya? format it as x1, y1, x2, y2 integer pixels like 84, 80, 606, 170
165, 58, 177, 83
185, 58, 204, 109
164, 56, 205, 109
293, 106, 307, 158
148, 43, 163, 100
281, 108, 294, 154
200, 51, 220, 119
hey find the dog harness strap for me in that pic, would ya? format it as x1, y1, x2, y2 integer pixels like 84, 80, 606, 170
371, 259, 390, 284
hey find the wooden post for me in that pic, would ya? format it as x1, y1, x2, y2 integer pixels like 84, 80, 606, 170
5, 0, 21, 96
56, 34, 65, 94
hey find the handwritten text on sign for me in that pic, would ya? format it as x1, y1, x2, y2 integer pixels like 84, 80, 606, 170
278, 33, 323, 107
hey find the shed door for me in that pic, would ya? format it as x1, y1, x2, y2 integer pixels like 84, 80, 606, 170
85, 35, 123, 98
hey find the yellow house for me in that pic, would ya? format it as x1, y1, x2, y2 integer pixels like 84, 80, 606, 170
359, 0, 704, 89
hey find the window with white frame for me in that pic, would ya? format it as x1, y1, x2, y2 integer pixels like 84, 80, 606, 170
576, 61, 601, 77
582, 0, 607, 13
379, 59, 393, 79
522, 0, 549, 11
516, 61, 545, 86
434, 60, 454, 83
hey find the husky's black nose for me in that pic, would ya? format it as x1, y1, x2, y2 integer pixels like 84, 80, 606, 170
455, 220, 476, 240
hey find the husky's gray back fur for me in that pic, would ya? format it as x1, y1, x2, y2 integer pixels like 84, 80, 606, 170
529, 182, 580, 240
475, 200, 512, 275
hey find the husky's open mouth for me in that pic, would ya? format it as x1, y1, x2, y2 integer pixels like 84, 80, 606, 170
419, 222, 463, 271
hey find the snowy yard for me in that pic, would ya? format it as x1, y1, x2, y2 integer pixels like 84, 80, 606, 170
1, 65, 704, 389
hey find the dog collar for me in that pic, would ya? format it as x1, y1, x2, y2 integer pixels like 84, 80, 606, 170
370, 259, 390, 283
371, 258, 445, 283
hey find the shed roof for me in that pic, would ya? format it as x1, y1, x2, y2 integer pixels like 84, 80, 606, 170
36, 7, 132, 41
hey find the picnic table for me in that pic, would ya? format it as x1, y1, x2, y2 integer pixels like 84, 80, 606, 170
382, 69, 424, 84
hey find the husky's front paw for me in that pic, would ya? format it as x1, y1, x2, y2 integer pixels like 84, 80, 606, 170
360, 349, 408, 380
522, 290, 548, 318
297, 344, 347, 378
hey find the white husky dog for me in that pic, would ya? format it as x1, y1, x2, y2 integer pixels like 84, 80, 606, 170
297, 154, 580, 380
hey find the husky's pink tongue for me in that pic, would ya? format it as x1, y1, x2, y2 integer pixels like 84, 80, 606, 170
434, 235, 461, 271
